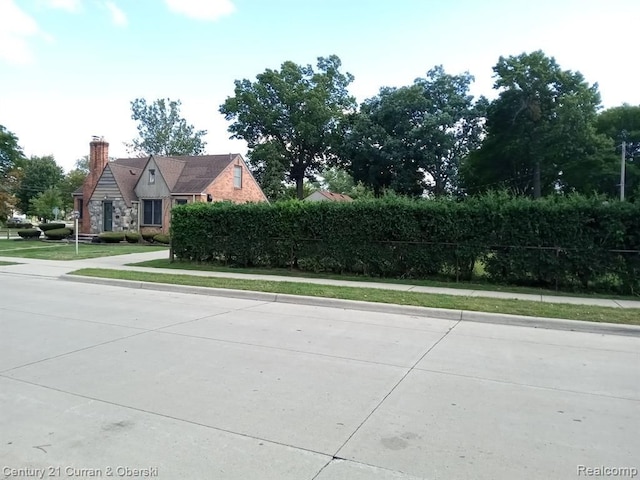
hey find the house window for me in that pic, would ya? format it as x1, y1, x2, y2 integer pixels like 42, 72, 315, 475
143, 199, 162, 225
78, 199, 83, 219
175, 199, 187, 206
233, 165, 242, 188
149, 169, 155, 184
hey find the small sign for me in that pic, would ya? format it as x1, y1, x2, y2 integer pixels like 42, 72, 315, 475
52, 207, 60, 219
72, 210, 80, 219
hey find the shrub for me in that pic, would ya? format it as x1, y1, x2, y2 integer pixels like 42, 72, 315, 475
8, 221, 32, 229
98, 232, 125, 243
153, 234, 170, 245
17, 229, 41, 239
39, 222, 66, 232
44, 228, 72, 240
125, 232, 141, 243
141, 232, 158, 242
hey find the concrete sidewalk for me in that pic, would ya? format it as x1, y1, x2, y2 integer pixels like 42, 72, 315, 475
1, 248, 640, 309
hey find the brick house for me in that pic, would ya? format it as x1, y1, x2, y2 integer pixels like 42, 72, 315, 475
74, 137, 268, 235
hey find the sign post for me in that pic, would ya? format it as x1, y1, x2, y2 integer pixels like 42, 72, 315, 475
72, 210, 80, 255
52, 207, 60, 221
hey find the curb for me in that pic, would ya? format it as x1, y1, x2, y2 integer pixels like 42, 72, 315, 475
60, 274, 640, 337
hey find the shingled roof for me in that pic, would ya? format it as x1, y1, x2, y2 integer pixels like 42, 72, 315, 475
110, 163, 143, 206
169, 154, 237, 193
79, 154, 241, 201
153, 157, 187, 191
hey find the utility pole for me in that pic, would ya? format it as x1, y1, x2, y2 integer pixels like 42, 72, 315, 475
620, 141, 626, 201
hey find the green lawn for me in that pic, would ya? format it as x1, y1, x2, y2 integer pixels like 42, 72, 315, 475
70, 268, 640, 325
0, 240, 168, 260
129, 258, 640, 302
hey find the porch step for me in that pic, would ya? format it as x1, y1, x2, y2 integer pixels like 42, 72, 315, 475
76, 233, 99, 243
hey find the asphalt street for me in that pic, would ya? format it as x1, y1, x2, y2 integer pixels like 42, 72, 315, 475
1, 270, 639, 479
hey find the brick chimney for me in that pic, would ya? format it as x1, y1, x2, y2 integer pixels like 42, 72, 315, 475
81, 136, 109, 233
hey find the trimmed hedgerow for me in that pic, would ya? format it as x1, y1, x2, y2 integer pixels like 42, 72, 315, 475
44, 228, 72, 240
8, 221, 32, 229
125, 232, 141, 243
17, 229, 41, 239
153, 234, 170, 245
98, 232, 125, 243
141, 232, 157, 242
170, 194, 640, 294
38, 223, 66, 232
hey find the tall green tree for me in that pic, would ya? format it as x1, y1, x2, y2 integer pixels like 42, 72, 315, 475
220, 55, 356, 199
460, 51, 610, 198
29, 187, 63, 221
0, 125, 25, 218
596, 104, 640, 200
15, 156, 64, 215
341, 66, 486, 197
129, 98, 207, 156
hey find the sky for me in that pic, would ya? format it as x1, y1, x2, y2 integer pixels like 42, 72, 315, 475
1, 0, 640, 172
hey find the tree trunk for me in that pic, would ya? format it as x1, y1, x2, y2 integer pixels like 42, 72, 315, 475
296, 176, 304, 200
533, 160, 541, 199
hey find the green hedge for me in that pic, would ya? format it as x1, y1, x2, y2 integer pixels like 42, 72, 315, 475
17, 229, 41, 239
153, 234, 170, 245
8, 221, 32, 229
125, 232, 141, 243
170, 195, 640, 294
98, 232, 125, 243
39, 222, 66, 232
44, 228, 72, 240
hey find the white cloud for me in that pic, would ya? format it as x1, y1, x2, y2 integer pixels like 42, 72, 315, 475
105, 1, 127, 27
165, 0, 234, 21
43, 0, 82, 12
0, 0, 49, 65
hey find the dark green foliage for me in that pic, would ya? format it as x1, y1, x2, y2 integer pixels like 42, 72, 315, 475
44, 228, 71, 240
342, 66, 486, 197
220, 55, 355, 199
171, 196, 640, 294
460, 51, 611, 198
15, 155, 64, 215
98, 232, 125, 243
141, 232, 157, 242
153, 234, 170, 245
7, 221, 32, 229
38, 222, 65, 232
17, 229, 41, 239
125, 232, 141, 243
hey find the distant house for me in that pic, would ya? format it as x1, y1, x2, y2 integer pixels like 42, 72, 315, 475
74, 137, 268, 235
304, 190, 354, 202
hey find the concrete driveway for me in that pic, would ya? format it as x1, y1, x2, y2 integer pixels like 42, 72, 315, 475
1, 272, 638, 479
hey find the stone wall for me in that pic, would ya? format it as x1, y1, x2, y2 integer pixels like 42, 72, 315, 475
87, 200, 138, 234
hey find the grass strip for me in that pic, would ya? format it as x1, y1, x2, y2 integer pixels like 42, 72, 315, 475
0, 242, 167, 260
70, 268, 640, 325
129, 258, 640, 302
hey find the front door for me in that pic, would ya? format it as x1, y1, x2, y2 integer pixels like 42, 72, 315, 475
103, 201, 113, 232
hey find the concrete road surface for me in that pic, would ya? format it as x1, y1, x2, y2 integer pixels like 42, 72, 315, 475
1, 272, 638, 479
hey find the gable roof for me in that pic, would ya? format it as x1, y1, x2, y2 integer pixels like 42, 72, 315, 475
307, 190, 354, 202
109, 163, 143, 206
152, 156, 187, 190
